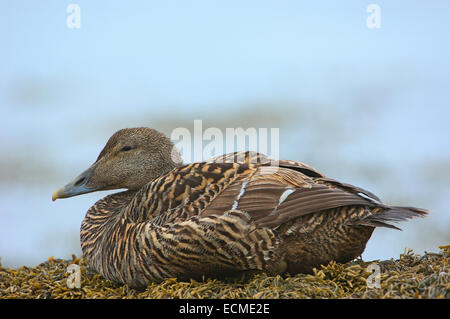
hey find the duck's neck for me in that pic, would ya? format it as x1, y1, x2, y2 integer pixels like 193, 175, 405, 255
80, 191, 137, 273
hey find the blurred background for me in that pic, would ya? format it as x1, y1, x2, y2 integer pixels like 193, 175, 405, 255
1, 1, 449, 268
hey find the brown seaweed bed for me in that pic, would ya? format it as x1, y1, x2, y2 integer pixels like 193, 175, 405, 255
1, 246, 448, 299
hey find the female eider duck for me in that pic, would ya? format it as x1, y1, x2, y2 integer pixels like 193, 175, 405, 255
52, 127, 427, 288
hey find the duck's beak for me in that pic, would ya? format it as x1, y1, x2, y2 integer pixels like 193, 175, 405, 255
52, 165, 96, 201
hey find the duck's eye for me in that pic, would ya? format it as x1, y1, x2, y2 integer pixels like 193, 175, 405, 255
120, 146, 133, 152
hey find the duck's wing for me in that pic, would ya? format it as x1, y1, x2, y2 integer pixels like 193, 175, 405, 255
127, 159, 374, 226
127, 155, 426, 229
207, 151, 272, 165
204, 152, 382, 226
203, 164, 380, 228
204, 160, 426, 229
208, 151, 380, 201
208, 151, 326, 179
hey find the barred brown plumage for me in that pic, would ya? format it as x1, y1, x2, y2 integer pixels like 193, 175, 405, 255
53, 127, 428, 288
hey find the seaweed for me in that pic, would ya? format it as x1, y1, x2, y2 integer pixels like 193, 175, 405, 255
1, 246, 448, 299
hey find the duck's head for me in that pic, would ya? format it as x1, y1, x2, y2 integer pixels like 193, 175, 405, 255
52, 127, 182, 201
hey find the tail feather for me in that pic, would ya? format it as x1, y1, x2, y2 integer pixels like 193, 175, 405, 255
360, 206, 429, 230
